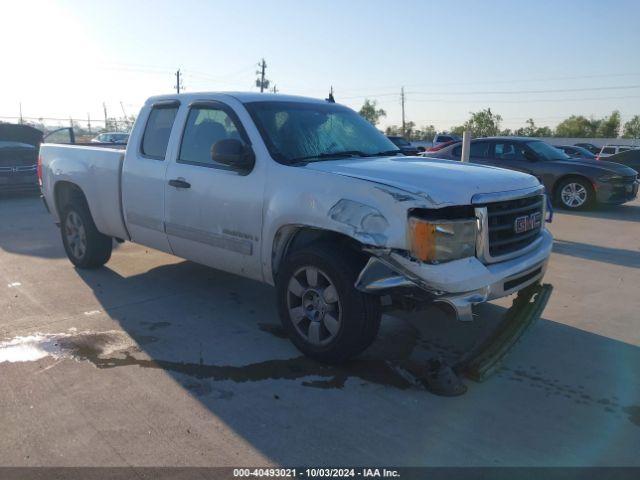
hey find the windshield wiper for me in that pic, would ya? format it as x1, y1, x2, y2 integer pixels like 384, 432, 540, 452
289, 150, 371, 163
369, 149, 403, 157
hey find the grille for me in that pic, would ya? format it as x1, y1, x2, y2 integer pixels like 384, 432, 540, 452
486, 194, 544, 258
0, 149, 37, 168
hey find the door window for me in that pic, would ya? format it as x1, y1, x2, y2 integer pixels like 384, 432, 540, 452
141, 105, 179, 159
179, 107, 244, 168
493, 142, 524, 161
469, 141, 490, 158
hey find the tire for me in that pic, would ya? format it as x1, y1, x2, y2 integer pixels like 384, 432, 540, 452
276, 242, 381, 363
60, 200, 112, 269
554, 177, 595, 210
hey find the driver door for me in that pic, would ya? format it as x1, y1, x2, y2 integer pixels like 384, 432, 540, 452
163, 101, 265, 281
486, 140, 535, 175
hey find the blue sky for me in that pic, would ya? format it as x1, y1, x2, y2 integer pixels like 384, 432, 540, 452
2, 0, 640, 131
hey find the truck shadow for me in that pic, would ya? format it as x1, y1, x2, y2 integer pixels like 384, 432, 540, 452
553, 239, 640, 268
0, 193, 66, 258
556, 202, 640, 223
0, 194, 121, 259
71, 260, 640, 465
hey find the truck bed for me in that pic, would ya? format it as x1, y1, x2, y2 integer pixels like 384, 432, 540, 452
40, 144, 129, 240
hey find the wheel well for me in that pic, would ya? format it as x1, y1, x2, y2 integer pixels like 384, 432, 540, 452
552, 175, 595, 198
53, 181, 87, 217
271, 226, 367, 282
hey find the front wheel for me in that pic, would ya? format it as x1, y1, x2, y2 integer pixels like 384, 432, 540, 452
555, 178, 595, 210
276, 242, 381, 363
61, 202, 112, 269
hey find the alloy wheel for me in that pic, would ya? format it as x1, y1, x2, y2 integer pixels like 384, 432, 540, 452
64, 211, 87, 259
561, 182, 588, 208
286, 266, 342, 346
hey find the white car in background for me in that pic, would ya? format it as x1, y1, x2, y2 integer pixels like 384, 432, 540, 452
91, 132, 129, 144
597, 144, 638, 160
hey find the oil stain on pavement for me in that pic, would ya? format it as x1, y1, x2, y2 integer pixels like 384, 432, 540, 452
1, 327, 638, 428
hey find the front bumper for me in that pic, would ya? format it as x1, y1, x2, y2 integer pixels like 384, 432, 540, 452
595, 179, 639, 204
356, 229, 553, 321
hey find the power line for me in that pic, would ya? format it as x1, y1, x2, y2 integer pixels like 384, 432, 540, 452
340, 84, 640, 100
334, 71, 640, 94
388, 94, 640, 104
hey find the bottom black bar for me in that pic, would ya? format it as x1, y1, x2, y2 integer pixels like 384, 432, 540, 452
0, 467, 639, 480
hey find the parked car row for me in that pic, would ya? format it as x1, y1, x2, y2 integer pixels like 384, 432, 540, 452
421, 137, 638, 210
0, 124, 130, 193
595, 144, 639, 160
0, 124, 42, 193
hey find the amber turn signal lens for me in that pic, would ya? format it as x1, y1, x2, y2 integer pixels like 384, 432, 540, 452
408, 218, 437, 262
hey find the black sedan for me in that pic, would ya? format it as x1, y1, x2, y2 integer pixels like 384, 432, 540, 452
574, 142, 601, 155
0, 124, 43, 193
425, 137, 639, 210
386, 136, 419, 156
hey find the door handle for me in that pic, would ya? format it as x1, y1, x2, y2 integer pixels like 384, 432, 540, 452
168, 179, 191, 189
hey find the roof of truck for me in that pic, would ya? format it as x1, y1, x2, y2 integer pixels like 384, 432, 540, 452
146, 92, 329, 105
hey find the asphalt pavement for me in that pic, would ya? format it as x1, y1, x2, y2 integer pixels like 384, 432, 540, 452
0, 193, 638, 467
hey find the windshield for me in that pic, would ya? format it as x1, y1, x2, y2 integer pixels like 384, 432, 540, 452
526, 141, 569, 161
245, 101, 400, 164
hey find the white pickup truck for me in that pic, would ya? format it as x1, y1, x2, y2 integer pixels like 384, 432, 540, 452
40, 92, 552, 363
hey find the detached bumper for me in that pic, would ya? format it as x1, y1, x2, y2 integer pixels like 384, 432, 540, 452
356, 229, 553, 321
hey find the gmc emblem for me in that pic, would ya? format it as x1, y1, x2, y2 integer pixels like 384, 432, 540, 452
514, 212, 542, 234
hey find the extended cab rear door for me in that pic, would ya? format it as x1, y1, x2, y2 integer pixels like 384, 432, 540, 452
163, 98, 265, 281
121, 100, 179, 253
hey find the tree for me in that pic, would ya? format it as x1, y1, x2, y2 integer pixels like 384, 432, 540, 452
449, 125, 466, 136
515, 118, 553, 137
554, 115, 597, 138
596, 111, 620, 138
403, 121, 416, 139
358, 99, 386, 126
622, 115, 640, 139
385, 125, 401, 136
463, 108, 502, 137
413, 124, 436, 141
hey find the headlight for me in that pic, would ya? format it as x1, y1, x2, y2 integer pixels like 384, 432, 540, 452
408, 217, 477, 263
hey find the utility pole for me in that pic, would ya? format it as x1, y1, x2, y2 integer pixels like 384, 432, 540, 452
87, 113, 92, 134
256, 59, 269, 93
271, 84, 278, 94
120, 102, 130, 129
400, 87, 406, 138
175, 69, 182, 94
19, 102, 23, 124
103, 102, 108, 131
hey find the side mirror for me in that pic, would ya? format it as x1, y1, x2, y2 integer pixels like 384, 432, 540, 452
211, 138, 255, 172
524, 150, 538, 162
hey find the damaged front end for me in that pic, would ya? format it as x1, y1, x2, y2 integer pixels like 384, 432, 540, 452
354, 186, 553, 322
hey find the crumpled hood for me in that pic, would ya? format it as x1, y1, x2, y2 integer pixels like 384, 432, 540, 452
303, 156, 541, 206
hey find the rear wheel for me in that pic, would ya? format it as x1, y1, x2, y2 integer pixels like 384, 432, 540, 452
276, 242, 381, 363
61, 201, 112, 269
555, 177, 595, 210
